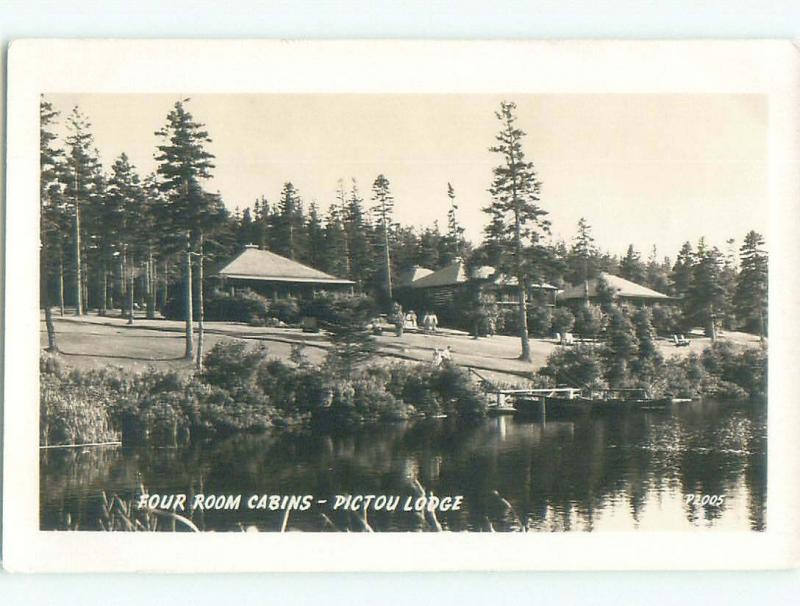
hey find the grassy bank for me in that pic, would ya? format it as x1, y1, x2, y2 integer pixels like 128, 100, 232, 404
40, 342, 488, 447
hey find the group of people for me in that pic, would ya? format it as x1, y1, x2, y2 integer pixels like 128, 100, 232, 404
391, 304, 439, 335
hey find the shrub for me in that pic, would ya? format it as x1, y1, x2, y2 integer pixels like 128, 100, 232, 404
539, 345, 606, 391
550, 307, 576, 337
40, 373, 119, 447
201, 341, 267, 392
573, 304, 603, 339
205, 289, 271, 325
163, 288, 272, 325
269, 296, 301, 324
527, 305, 552, 337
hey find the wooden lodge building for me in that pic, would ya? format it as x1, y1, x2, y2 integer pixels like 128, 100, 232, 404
397, 257, 559, 323
557, 272, 672, 307
216, 245, 354, 300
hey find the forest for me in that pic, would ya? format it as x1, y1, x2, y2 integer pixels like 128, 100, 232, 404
40, 97, 768, 367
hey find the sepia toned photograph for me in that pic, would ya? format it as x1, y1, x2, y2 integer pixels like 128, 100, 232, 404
6, 39, 797, 573
37, 91, 768, 534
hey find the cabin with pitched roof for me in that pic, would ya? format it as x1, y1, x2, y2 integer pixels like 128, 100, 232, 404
395, 257, 559, 326
557, 272, 673, 307
216, 245, 354, 300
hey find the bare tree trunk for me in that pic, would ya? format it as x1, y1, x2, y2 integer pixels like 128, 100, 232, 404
146, 245, 156, 319
127, 247, 135, 325
118, 252, 125, 314
161, 259, 169, 310
81, 256, 89, 314
101, 263, 108, 316
42, 243, 58, 352
58, 245, 65, 317
383, 222, 393, 301
196, 233, 204, 369
99, 262, 107, 316
44, 305, 58, 352
73, 191, 83, 316
183, 233, 194, 360
517, 281, 531, 361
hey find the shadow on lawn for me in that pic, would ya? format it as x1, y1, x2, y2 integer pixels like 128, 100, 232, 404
60, 351, 186, 362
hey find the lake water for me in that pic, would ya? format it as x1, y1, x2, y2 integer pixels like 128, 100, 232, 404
40, 400, 766, 532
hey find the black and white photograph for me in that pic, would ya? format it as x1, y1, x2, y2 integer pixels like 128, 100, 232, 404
36, 90, 769, 533
3, 39, 798, 572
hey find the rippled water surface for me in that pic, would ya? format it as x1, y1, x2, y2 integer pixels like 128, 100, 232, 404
41, 400, 766, 532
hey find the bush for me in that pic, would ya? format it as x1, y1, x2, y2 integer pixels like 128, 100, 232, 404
650, 304, 685, 336
550, 307, 576, 337
539, 345, 606, 390
205, 289, 271, 325
269, 296, 301, 324
201, 341, 267, 391
163, 288, 272, 325
527, 305, 552, 337
40, 373, 119, 447
573, 304, 603, 339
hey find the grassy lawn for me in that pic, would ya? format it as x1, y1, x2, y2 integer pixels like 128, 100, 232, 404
41, 311, 763, 386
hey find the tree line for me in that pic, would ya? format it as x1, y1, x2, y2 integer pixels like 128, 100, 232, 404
39, 97, 469, 364
40, 96, 768, 367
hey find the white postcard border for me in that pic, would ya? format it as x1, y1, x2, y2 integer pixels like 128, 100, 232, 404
4, 39, 799, 572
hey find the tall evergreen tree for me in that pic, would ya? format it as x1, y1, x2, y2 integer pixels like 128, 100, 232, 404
736, 230, 768, 339
344, 179, 372, 290
686, 238, 726, 339
619, 244, 646, 284
154, 99, 216, 360
104, 154, 146, 323
444, 182, 466, 262
40, 97, 67, 350
323, 197, 349, 277
371, 174, 395, 302
305, 201, 326, 269
644, 245, 670, 294
274, 182, 305, 260
569, 216, 597, 288
64, 106, 103, 316
671, 241, 694, 298
483, 101, 550, 362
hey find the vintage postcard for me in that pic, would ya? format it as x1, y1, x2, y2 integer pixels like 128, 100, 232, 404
3, 40, 799, 572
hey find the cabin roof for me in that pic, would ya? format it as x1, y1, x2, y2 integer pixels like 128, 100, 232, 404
409, 260, 468, 288
217, 246, 354, 285
558, 272, 670, 301
409, 259, 558, 290
397, 265, 434, 286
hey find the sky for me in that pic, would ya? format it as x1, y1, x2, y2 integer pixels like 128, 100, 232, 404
46, 93, 768, 259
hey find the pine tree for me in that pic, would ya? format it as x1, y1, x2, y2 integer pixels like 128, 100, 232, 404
154, 99, 216, 360
736, 230, 768, 339
105, 153, 146, 323
619, 244, 646, 284
64, 106, 103, 316
603, 305, 639, 388
344, 179, 372, 290
371, 174, 395, 302
416, 225, 442, 269
444, 182, 466, 262
483, 101, 550, 362
40, 97, 67, 350
671, 241, 694, 298
274, 182, 305, 260
305, 201, 326, 269
569, 217, 596, 288
323, 198, 349, 277
686, 238, 727, 339
645, 245, 670, 294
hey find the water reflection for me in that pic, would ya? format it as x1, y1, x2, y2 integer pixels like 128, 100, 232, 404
40, 400, 766, 532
